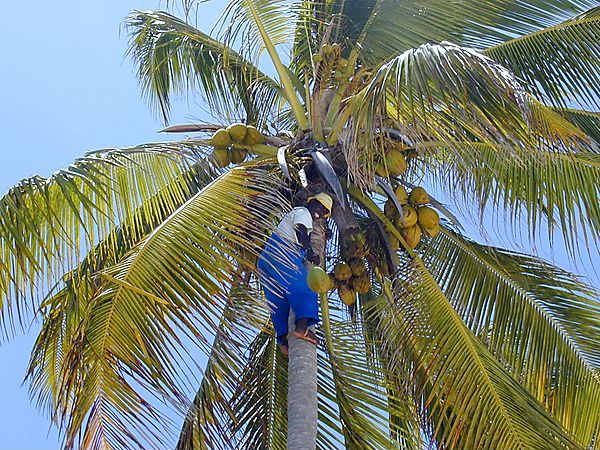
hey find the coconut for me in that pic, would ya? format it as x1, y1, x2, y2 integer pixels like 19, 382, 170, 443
351, 273, 372, 294
417, 206, 439, 229
401, 224, 423, 249
325, 274, 336, 291
338, 284, 356, 306
313, 53, 324, 62
212, 147, 230, 168
423, 223, 441, 238
409, 187, 430, 206
386, 150, 408, 176
306, 266, 330, 293
396, 205, 418, 229
375, 164, 388, 177
349, 258, 366, 277
394, 185, 409, 205
242, 125, 265, 145
334, 262, 352, 281
230, 148, 247, 164
226, 123, 248, 143
211, 128, 231, 147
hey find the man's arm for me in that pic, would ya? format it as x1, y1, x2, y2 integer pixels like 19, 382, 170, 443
296, 224, 320, 265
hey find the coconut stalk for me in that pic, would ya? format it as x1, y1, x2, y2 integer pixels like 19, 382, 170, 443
286, 217, 326, 450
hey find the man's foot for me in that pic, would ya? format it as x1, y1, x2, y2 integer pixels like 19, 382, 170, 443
292, 319, 318, 345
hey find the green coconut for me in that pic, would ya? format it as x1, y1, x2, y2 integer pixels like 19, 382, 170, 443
401, 224, 423, 249
349, 258, 366, 277
338, 284, 356, 306
334, 262, 352, 281
307, 266, 330, 293
211, 128, 231, 147
230, 148, 247, 164
312, 53, 324, 62
242, 125, 265, 145
409, 187, 430, 206
423, 223, 441, 238
396, 205, 418, 229
417, 206, 440, 229
226, 123, 248, 143
386, 150, 408, 176
394, 185, 409, 205
212, 147, 230, 168
351, 273, 372, 294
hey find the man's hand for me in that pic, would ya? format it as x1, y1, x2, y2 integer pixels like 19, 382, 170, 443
306, 249, 321, 266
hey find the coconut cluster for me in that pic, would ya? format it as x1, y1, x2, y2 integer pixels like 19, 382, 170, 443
375, 143, 409, 178
312, 43, 354, 83
384, 186, 441, 249
209, 123, 265, 167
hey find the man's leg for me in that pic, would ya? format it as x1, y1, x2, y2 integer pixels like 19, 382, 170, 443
288, 263, 319, 345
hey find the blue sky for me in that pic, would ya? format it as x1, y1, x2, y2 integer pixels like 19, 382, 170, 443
0, 1, 598, 449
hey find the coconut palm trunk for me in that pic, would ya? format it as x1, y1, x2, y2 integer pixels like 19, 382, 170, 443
286, 217, 326, 450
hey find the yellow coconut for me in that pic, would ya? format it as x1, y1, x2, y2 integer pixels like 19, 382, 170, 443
211, 128, 231, 147
325, 274, 336, 291
312, 53, 324, 62
401, 224, 423, 249
212, 147, 231, 168
409, 187, 430, 206
375, 164, 388, 177
230, 148, 247, 164
351, 273, 372, 294
394, 185, 409, 205
334, 262, 353, 281
396, 205, 418, 229
417, 206, 440, 229
386, 150, 408, 176
306, 266, 330, 293
226, 123, 248, 143
423, 223, 441, 238
242, 125, 265, 145
338, 284, 356, 306
349, 258, 367, 277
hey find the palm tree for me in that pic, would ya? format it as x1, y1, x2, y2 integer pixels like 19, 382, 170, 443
1, 0, 599, 449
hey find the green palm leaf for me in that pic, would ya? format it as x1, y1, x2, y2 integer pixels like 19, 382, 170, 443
421, 229, 600, 444
370, 260, 583, 450
37, 166, 288, 450
126, 10, 282, 124
484, 7, 600, 109
557, 108, 600, 145
425, 141, 600, 251
0, 143, 204, 334
177, 283, 272, 450
320, 0, 596, 65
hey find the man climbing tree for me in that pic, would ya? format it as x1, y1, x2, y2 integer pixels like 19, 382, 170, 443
257, 193, 333, 357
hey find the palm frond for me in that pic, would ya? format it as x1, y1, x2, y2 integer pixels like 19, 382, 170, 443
26, 160, 210, 418
484, 7, 600, 109
217, 0, 309, 128
340, 42, 579, 187
425, 141, 600, 252
126, 10, 282, 125
177, 283, 271, 450
421, 229, 600, 444
325, 0, 596, 65
557, 108, 600, 146
33, 165, 288, 450
368, 260, 583, 450
0, 142, 207, 336
321, 295, 422, 449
